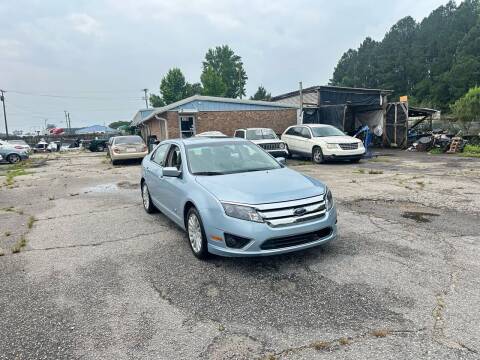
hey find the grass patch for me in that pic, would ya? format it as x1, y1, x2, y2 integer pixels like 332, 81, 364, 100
312, 340, 330, 350
27, 216, 36, 229
354, 169, 366, 174
369, 156, 392, 163
368, 169, 384, 175
416, 181, 425, 188
4, 163, 32, 187
429, 148, 444, 155
11, 235, 27, 254
339, 337, 350, 345
371, 329, 389, 338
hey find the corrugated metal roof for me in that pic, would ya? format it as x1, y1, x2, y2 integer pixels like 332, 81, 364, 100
131, 95, 296, 126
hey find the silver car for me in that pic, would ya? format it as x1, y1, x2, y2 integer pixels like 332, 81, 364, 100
140, 137, 337, 259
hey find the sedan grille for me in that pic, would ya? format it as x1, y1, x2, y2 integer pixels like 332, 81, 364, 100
259, 143, 281, 151
339, 143, 358, 150
260, 227, 332, 250
255, 195, 326, 228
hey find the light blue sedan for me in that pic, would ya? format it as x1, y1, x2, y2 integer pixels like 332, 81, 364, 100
140, 137, 337, 259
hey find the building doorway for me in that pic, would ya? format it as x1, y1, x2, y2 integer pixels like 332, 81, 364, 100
179, 115, 196, 138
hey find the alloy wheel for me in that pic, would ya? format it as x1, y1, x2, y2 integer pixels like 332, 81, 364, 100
142, 184, 150, 210
8, 154, 21, 164
188, 213, 203, 254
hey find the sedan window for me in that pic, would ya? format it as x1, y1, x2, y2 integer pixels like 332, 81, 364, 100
166, 145, 182, 170
187, 142, 281, 175
151, 144, 169, 166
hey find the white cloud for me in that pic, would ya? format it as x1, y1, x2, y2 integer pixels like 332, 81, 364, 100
69, 13, 103, 38
0, 39, 23, 59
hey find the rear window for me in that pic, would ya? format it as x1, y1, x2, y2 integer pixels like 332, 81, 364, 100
114, 136, 144, 145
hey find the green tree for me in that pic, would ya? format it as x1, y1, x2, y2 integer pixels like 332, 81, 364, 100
202, 45, 247, 98
149, 94, 165, 107
451, 86, 480, 134
184, 82, 203, 97
201, 67, 227, 96
250, 86, 271, 101
108, 121, 131, 129
159, 68, 188, 105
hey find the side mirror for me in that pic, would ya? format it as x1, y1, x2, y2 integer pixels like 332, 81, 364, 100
163, 167, 182, 177
276, 157, 286, 165
153, 140, 160, 145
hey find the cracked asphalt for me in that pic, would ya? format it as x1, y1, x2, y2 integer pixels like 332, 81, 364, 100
0, 150, 479, 359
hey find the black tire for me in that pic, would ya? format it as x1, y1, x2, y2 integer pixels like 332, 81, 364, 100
285, 145, 292, 159
141, 181, 157, 213
111, 158, 118, 165
312, 146, 324, 164
7, 154, 21, 164
186, 207, 209, 260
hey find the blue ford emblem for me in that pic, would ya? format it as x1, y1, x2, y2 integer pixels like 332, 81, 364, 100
294, 207, 307, 216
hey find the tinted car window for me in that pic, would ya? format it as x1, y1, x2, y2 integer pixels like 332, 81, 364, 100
300, 127, 311, 139
166, 145, 182, 170
114, 136, 144, 145
285, 127, 298, 136
310, 126, 345, 137
151, 144, 169, 166
235, 130, 245, 138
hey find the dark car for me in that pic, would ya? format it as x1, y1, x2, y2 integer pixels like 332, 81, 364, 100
88, 139, 109, 152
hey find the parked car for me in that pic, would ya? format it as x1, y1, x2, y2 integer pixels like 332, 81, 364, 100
0, 145, 29, 164
88, 138, 109, 152
281, 124, 365, 163
196, 131, 228, 138
108, 135, 148, 165
5, 140, 31, 153
32, 141, 50, 153
234, 128, 289, 158
140, 137, 336, 259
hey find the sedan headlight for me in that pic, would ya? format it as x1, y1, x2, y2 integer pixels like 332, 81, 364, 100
279, 143, 285, 149
222, 203, 263, 223
326, 143, 338, 149
325, 187, 334, 211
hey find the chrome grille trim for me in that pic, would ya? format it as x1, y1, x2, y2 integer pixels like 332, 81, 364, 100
259, 143, 281, 151
254, 194, 325, 211
253, 195, 327, 227
339, 143, 358, 150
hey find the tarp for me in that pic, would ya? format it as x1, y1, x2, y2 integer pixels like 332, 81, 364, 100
75, 125, 117, 134
319, 88, 381, 106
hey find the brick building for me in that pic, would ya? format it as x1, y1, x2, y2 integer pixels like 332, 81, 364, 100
131, 95, 298, 141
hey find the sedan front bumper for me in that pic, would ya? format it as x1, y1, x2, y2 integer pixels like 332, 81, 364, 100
204, 206, 337, 257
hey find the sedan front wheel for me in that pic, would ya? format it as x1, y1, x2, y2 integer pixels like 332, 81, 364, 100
186, 207, 208, 259
141, 182, 156, 213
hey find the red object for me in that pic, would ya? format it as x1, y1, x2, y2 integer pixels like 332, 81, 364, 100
52, 128, 65, 135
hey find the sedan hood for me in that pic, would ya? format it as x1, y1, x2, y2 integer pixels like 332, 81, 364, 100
316, 135, 361, 144
195, 167, 325, 204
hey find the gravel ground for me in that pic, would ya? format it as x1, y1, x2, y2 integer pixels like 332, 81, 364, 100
0, 150, 479, 359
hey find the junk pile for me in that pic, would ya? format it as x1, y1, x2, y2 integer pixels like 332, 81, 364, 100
407, 131, 468, 153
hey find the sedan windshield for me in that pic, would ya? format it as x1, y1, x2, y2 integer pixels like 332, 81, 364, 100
246, 129, 277, 140
114, 136, 144, 145
8, 140, 28, 145
187, 142, 281, 175
311, 126, 345, 137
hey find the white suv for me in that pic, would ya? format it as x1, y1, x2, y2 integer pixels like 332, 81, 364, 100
281, 124, 365, 164
234, 128, 289, 158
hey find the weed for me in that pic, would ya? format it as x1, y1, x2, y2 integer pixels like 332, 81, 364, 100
11, 245, 20, 253
429, 148, 443, 155
312, 340, 330, 350
17, 209, 24, 215
4, 231, 11, 237
4, 166, 31, 186
416, 181, 425, 188
48, 195, 55, 201
3, 206, 14, 212
370, 157, 392, 163
263, 355, 276, 360
11, 235, 27, 254
339, 337, 350, 345
218, 324, 225, 331
371, 329, 389, 338
368, 169, 383, 175
27, 216, 36, 229
355, 169, 366, 174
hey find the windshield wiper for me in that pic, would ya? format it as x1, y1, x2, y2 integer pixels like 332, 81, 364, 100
193, 171, 224, 176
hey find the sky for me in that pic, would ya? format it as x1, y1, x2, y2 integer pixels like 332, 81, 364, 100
0, 0, 453, 133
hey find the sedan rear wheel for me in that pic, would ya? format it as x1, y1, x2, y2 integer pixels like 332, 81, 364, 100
186, 207, 208, 259
141, 182, 156, 213
312, 146, 324, 164
7, 154, 21, 164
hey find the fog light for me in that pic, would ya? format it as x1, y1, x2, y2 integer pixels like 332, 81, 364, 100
224, 233, 251, 249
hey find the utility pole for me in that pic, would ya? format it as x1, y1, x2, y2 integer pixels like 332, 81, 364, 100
0, 89, 9, 139
142, 88, 149, 109
67, 112, 71, 133
64, 111, 71, 134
